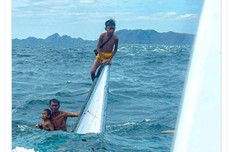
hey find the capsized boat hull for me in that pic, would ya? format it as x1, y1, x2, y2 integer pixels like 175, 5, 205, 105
72, 64, 110, 134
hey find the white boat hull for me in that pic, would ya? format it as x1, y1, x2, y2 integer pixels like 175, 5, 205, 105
72, 64, 110, 134
172, 0, 220, 151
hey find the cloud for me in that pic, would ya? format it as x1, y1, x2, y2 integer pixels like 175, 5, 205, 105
32, 1, 49, 6
68, 13, 87, 16
166, 12, 176, 16
79, 0, 94, 4
12, 0, 30, 9
177, 14, 198, 19
136, 12, 198, 21
137, 12, 177, 20
66, 12, 134, 23
12, 0, 199, 24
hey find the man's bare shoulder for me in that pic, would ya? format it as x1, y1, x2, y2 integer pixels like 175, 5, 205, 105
60, 111, 69, 114
57, 111, 69, 116
62, 110, 75, 115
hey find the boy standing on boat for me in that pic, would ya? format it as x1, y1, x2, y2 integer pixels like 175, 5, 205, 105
90, 19, 119, 81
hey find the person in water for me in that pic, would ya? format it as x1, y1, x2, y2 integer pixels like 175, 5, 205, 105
36, 109, 54, 131
48, 99, 79, 131
90, 19, 119, 81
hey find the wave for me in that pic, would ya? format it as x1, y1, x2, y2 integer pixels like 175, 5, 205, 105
12, 147, 38, 152
106, 119, 170, 135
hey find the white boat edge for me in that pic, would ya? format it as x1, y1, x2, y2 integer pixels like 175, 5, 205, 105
72, 64, 110, 134
171, 0, 221, 152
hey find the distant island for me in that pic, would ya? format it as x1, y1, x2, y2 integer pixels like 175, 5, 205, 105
12, 29, 195, 45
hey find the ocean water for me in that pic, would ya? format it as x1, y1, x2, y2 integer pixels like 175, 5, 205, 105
12, 44, 192, 152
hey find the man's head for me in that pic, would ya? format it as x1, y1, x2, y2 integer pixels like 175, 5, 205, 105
49, 99, 60, 113
105, 19, 116, 35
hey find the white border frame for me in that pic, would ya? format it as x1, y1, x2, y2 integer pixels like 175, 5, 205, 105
222, 0, 229, 151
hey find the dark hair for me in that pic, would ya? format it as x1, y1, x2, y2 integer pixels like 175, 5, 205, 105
43, 109, 51, 116
105, 19, 116, 27
49, 99, 60, 105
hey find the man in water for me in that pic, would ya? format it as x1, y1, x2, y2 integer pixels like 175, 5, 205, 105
49, 98, 79, 131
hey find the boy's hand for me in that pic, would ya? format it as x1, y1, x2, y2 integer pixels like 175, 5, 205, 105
102, 59, 109, 64
108, 59, 112, 65
103, 59, 111, 65
35, 124, 41, 128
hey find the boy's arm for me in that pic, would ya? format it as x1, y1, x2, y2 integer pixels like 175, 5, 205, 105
65, 111, 80, 117
35, 123, 43, 129
109, 37, 119, 60
48, 123, 54, 131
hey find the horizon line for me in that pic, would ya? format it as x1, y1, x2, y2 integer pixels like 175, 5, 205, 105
12, 29, 195, 40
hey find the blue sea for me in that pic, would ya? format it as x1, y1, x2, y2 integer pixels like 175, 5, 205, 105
12, 44, 191, 152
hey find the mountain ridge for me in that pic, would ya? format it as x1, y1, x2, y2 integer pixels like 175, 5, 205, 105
12, 29, 195, 45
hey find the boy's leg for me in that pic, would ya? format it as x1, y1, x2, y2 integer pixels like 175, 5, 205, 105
90, 58, 101, 81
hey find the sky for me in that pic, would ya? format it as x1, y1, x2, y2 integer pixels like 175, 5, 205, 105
12, 0, 204, 40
